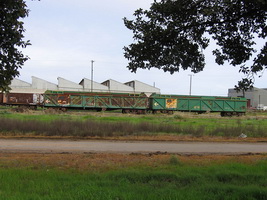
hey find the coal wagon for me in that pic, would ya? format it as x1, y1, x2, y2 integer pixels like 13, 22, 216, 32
149, 94, 247, 116
44, 90, 149, 113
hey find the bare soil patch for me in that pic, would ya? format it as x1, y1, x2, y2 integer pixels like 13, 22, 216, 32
1, 135, 267, 143
0, 152, 266, 171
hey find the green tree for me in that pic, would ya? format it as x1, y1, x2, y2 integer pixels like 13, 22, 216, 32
124, 0, 266, 90
0, 0, 30, 92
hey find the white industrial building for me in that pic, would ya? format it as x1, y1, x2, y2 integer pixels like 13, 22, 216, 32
8, 77, 161, 95
57, 77, 83, 91
32, 76, 57, 91
125, 80, 160, 95
79, 78, 109, 92
228, 87, 267, 108
9, 77, 56, 94
10, 78, 32, 89
102, 79, 134, 93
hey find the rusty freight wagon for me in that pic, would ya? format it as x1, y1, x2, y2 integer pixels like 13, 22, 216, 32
149, 94, 247, 116
1, 93, 44, 109
44, 90, 149, 113
0, 93, 3, 104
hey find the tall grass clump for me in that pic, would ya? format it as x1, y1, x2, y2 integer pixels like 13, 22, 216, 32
0, 118, 190, 137
169, 155, 181, 165
0, 116, 266, 138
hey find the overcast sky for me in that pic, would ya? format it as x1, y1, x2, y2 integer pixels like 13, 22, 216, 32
20, 0, 266, 96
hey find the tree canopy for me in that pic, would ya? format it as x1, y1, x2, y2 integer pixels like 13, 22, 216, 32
0, 0, 30, 92
123, 0, 267, 90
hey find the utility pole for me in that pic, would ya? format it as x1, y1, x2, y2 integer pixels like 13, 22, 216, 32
188, 74, 194, 95
91, 60, 94, 92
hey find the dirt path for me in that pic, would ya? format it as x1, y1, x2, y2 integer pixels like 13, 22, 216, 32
0, 139, 266, 155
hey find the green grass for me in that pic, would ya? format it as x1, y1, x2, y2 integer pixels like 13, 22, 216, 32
0, 161, 267, 200
0, 108, 267, 138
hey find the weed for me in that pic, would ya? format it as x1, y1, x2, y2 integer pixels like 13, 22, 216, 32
169, 155, 181, 165
173, 114, 185, 121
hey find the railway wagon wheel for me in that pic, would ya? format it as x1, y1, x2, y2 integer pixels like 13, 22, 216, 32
122, 109, 147, 114
122, 109, 130, 114
152, 110, 161, 114
60, 107, 67, 112
167, 110, 174, 115
221, 112, 233, 117
136, 109, 147, 114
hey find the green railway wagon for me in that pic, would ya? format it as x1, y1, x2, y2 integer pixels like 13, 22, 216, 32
44, 90, 148, 113
149, 94, 247, 116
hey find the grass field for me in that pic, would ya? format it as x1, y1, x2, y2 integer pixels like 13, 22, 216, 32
0, 107, 266, 140
0, 153, 266, 200
0, 107, 267, 199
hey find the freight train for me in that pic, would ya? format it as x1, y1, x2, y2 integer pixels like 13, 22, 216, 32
0, 90, 247, 116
